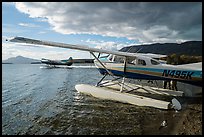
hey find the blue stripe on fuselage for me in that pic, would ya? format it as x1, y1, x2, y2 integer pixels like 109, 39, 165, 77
97, 68, 202, 87
98, 68, 164, 80
127, 66, 201, 78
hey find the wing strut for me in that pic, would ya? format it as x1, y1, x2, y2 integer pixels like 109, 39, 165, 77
120, 57, 127, 92
90, 52, 130, 91
90, 52, 114, 76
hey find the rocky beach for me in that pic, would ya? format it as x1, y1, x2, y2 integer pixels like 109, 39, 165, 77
141, 96, 202, 135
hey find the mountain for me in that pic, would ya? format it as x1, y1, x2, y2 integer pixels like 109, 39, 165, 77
119, 41, 202, 56
2, 56, 40, 64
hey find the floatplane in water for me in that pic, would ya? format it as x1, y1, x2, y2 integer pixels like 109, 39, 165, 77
8, 37, 202, 110
41, 57, 73, 68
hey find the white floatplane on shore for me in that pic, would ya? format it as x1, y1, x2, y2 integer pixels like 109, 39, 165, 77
8, 37, 202, 110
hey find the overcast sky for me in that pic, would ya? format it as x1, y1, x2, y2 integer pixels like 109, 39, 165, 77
2, 2, 202, 60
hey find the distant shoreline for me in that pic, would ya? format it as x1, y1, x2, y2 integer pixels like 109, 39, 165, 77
2, 63, 13, 64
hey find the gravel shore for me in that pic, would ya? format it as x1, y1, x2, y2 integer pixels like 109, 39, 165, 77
141, 96, 202, 135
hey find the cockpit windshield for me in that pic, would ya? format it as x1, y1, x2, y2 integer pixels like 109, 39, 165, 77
107, 54, 114, 61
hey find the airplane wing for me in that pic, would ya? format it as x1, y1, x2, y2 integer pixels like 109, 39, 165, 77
9, 36, 143, 58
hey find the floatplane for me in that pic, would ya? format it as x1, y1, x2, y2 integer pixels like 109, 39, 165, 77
41, 57, 73, 68
8, 37, 202, 110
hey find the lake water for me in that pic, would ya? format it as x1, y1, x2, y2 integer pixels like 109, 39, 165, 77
2, 64, 202, 135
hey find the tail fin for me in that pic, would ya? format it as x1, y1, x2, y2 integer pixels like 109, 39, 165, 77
61, 57, 73, 63
68, 57, 73, 63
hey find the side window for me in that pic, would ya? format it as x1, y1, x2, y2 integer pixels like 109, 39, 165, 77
114, 56, 124, 63
151, 59, 160, 65
138, 59, 146, 66
127, 57, 136, 64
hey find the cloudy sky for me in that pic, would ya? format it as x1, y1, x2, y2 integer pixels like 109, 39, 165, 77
2, 2, 202, 60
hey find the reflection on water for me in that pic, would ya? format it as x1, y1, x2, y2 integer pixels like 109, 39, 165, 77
2, 64, 202, 135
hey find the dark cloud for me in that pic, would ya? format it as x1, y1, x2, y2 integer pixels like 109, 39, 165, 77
15, 2, 202, 43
